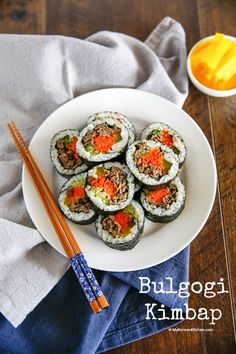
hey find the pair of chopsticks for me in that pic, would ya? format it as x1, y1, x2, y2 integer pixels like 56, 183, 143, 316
8, 122, 109, 314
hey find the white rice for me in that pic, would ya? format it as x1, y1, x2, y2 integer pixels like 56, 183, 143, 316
140, 122, 187, 165
96, 200, 144, 245
141, 177, 185, 217
86, 162, 135, 212
58, 172, 95, 223
126, 140, 179, 187
50, 129, 88, 176
76, 117, 129, 162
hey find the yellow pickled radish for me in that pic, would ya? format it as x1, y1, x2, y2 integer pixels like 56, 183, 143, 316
215, 46, 236, 81
204, 35, 232, 70
191, 39, 212, 65
190, 33, 236, 90
191, 40, 211, 55
219, 73, 236, 90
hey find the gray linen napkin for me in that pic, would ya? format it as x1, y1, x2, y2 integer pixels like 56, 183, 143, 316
0, 16, 188, 327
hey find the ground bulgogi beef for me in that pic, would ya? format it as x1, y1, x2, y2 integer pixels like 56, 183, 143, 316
88, 166, 129, 204
137, 163, 163, 178
134, 143, 163, 179
151, 183, 177, 209
109, 166, 128, 204
56, 137, 82, 170
69, 197, 91, 213
82, 123, 121, 148
161, 183, 177, 209
101, 215, 122, 237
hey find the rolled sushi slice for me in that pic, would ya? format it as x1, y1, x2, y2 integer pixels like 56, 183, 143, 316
50, 129, 88, 177
126, 140, 179, 188
140, 177, 185, 223
58, 172, 96, 224
76, 117, 129, 163
140, 122, 187, 166
86, 162, 134, 214
96, 200, 145, 250
87, 111, 136, 145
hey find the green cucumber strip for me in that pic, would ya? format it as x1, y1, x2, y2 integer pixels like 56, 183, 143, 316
163, 159, 172, 174
143, 188, 151, 195
114, 134, 122, 143
70, 178, 86, 187
172, 146, 180, 155
93, 188, 110, 205
150, 129, 162, 136
64, 196, 71, 206
64, 135, 71, 146
123, 204, 139, 221
85, 144, 97, 155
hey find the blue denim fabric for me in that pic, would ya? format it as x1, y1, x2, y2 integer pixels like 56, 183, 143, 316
0, 247, 189, 354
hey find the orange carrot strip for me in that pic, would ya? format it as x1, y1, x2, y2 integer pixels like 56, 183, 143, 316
147, 187, 170, 203
94, 134, 115, 153
142, 148, 164, 169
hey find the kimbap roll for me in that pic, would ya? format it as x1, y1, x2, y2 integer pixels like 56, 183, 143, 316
140, 122, 187, 166
126, 140, 179, 188
87, 111, 136, 145
140, 177, 185, 223
76, 117, 129, 163
58, 172, 96, 224
50, 129, 88, 177
96, 200, 145, 250
86, 162, 134, 214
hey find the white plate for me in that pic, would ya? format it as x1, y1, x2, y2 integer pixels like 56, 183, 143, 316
22, 88, 217, 271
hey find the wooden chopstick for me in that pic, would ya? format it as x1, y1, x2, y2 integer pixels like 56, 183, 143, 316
8, 122, 109, 313
10, 121, 109, 310
11, 121, 81, 255
8, 124, 75, 258
8, 123, 102, 313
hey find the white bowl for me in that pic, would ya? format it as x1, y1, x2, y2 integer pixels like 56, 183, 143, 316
187, 35, 236, 97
